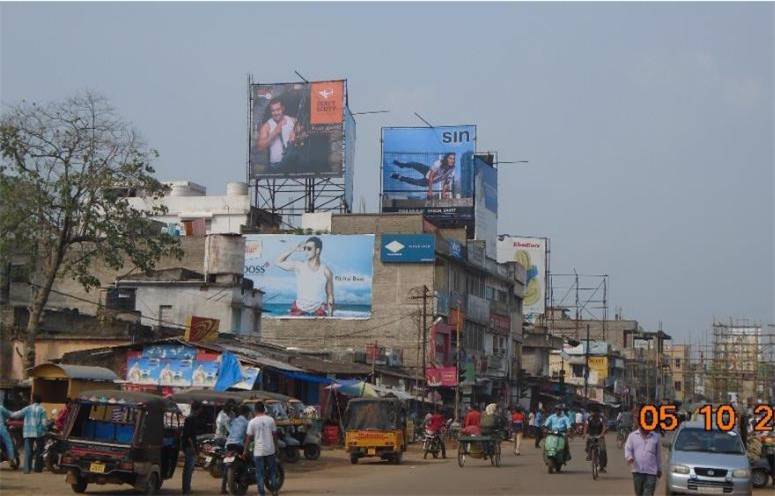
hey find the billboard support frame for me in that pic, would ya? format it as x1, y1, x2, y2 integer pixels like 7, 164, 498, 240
247, 75, 352, 228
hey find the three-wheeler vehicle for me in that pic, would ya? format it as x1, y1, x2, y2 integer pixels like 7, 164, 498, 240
60, 390, 183, 495
344, 398, 407, 465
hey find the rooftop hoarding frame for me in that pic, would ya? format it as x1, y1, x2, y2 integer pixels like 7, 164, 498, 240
380, 125, 477, 232
247, 76, 354, 227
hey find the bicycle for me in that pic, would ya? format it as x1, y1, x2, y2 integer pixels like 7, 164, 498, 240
588, 435, 602, 480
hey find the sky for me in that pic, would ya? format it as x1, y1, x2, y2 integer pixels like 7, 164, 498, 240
2, 2, 772, 343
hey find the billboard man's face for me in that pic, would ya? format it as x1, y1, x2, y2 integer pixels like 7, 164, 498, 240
270, 102, 285, 122
303, 241, 319, 261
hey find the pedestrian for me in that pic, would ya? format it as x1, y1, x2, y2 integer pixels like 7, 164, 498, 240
534, 408, 545, 448
527, 410, 536, 438
215, 400, 235, 440
11, 394, 47, 473
181, 401, 203, 495
244, 401, 278, 496
511, 407, 525, 455
624, 408, 662, 496
54, 398, 72, 433
221, 404, 250, 495
0, 402, 17, 464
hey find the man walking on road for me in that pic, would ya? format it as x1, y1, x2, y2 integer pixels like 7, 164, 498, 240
181, 401, 203, 495
624, 408, 662, 496
11, 395, 47, 473
244, 401, 278, 496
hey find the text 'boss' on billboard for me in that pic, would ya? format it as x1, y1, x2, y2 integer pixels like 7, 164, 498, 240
250, 80, 345, 178
381, 126, 476, 227
243, 234, 374, 319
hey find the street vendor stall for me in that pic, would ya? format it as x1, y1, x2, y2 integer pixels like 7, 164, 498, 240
28, 363, 119, 417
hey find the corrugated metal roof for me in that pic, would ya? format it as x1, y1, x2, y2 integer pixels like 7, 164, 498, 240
46, 364, 118, 381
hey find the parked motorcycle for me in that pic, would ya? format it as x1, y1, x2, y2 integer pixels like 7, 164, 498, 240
543, 430, 570, 473
752, 435, 775, 489
223, 448, 284, 496
199, 436, 226, 479
423, 429, 447, 459
43, 429, 66, 474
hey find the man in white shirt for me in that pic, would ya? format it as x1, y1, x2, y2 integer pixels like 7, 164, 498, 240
257, 98, 296, 167
276, 236, 334, 317
244, 402, 278, 496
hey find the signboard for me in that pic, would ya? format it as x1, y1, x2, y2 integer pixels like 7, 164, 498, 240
380, 234, 435, 263
250, 80, 345, 178
381, 126, 476, 228
425, 367, 458, 387
497, 236, 547, 320
489, 313, 511, 335
244, 234, 374, 319
448, 239, 464, 259
185, 316, 220, 343
473, 157, 498, 259
127, 347, 255, 390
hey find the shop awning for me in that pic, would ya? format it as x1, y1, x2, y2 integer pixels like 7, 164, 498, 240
279, 371, 334, 384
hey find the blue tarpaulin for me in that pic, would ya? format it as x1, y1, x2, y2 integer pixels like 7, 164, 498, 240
279, 370, 334, 385
214, 351, 243, 392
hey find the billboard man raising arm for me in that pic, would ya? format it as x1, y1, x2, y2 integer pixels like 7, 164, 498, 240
257, 98, 297, 166
390, 153, 456, 200
276, 237, 334, 317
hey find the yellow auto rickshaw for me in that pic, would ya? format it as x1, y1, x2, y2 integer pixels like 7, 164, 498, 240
344, 398, 407, 465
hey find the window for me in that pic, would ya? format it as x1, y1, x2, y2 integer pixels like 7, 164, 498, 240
485, 286, 496, 301
158, 305, 173, 326
674, 381, 682, 391
674, 358, 681, 369
232, 307, 242, 332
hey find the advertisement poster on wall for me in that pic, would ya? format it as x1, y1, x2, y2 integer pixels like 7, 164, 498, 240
381, 125, 476, 228
244, 234, 374, 319
473, 156, 498, 259
250, 80, 346, 178
497, 236, 547, 320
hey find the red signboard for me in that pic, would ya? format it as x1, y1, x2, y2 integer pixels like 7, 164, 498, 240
489, 312, 511, 335
425, 367, 458, 387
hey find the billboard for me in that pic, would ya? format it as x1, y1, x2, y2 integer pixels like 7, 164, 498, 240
497, 236, 547, 319
380, 234, 435, 263
473, 156, 498, 259
250, 80, 345, 178
381, 126, 476, 228
244, 234, 374, 319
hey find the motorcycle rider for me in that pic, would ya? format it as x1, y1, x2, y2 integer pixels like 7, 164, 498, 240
221, 404, 250, 495
244, 402, 278, 496
617, 407, 635, 439
584, 405, 608, 472
424, 410, 446, 456
543, 404, 572, 461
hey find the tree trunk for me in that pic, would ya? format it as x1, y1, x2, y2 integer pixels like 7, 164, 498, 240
23, 265, 57, 376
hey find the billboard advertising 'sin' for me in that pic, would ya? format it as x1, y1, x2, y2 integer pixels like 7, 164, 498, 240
381, 126, 476, 228
497, 236, 546, 320
244, 234, 374, 319
380, 234, 435, 263
473, 157, 498, 259
250, 80, 345, 178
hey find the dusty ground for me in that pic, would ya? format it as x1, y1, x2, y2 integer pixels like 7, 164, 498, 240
0, 434, 770, 495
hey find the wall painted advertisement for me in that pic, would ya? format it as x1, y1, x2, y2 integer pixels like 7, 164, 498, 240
250, 80, 346, 178
497, 236, 547, 320
473, 156, 498, 259
244, 234, 374, 319
381, 125, 476, 228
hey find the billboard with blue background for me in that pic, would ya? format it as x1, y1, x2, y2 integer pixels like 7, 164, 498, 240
380, 234, 436, 263
474, 155, 498, 259
244, 234, 374, 319
381, 126, 476, 228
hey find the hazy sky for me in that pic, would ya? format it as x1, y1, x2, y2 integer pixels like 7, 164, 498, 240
2, 2, 773, 342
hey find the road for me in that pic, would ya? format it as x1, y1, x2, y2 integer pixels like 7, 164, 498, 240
0, 434, 768, 495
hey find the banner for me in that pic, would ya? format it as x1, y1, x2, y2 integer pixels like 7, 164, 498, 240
425, 367, 458, 387
381, 126, 476, 228
250, 80, 345, 178
244, 234, 374, 319
380, 234, 435, 263
473, 157, 498, 259
497, 236, 547, 320
185, 316, 220, 343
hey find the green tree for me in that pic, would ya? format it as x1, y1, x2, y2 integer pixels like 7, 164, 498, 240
0, 92, 181, 373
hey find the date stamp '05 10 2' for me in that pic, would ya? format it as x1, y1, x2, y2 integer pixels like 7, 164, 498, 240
636, 404, 774, 432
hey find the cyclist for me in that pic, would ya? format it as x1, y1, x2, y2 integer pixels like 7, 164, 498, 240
584, 405, 608, 473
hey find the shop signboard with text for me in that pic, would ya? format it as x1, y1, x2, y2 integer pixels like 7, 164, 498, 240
380, 233, 435, 263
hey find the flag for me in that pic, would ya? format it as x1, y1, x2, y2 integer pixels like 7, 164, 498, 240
214, 351, 243, 392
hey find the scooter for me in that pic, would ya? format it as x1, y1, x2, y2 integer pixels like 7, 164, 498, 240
223, 447, 284, 496
43, 429, 66, 474
199, 436, 226, 479
543, 430, 570, 473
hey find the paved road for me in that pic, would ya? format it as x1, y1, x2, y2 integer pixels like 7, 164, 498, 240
0, 434, 769, 495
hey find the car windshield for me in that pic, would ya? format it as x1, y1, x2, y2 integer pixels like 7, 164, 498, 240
674, 428, 745, 455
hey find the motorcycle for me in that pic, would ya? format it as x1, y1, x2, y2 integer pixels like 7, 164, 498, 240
286, 421, 321, 461
43, 429, 66, 474
543, 430, 570, 473
423, 429, 447, 459
199, 436, 226, 479
752, 435, 775, 489
223, 448, 285, 496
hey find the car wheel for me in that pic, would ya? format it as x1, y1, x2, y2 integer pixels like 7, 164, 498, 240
303, 444, 321, 461
71, 475, 88, 494
752, 468, 770, 489
144, 472, 159, 496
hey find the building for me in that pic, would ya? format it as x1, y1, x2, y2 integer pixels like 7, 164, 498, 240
665, 344, 691, 403
256, 213, 526, 408
548, 341, 625, 405
125, 180, 279, 235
